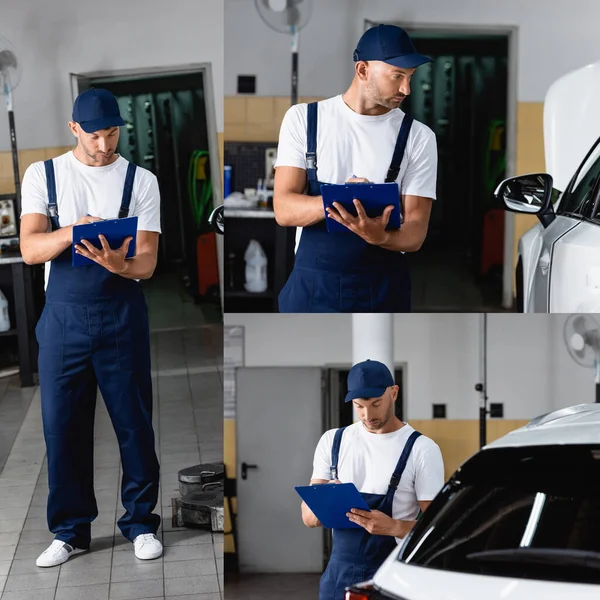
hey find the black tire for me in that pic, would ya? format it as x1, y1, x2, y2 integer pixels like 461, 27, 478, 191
515, 257, 524, 313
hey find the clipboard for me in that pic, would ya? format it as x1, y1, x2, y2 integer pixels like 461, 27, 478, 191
321, 182, 401, 233
72, 216, 138, 267
295, 482, 371, 529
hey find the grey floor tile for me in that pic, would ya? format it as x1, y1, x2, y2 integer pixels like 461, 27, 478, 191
0, 507, 28, 520
165, 575, 220, 596
164, 559, 216, 578
4, 570, 59, 591
18, 529, 54, 545
109, 578, 164, 599
163, 544, 215, 563
8, 558, 51, 575
0, 559, 10, 576
57, 583, 110, 600
110, 561, 164, 583
0, 573, 5, 593
0, 519, 25, 534
0, 496, 35, 509
23, 517, 51, 531
0, 486, 35, 500
163, 531, 213, 547
13, 541, 50, 560
1, 589, 57, 600
60, 551, 111, 571
58, 565, 111, 587
0, 545, 16, 561
166, 596, 220, 600
0, 532, 20, 547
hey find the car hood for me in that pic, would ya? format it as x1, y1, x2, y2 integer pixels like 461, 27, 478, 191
544, 60, 600, 192
372, 549, 600, 599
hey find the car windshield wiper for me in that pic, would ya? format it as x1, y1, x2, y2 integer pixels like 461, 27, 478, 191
467, 548, 600, 571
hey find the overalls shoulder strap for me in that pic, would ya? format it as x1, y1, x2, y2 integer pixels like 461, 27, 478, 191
119, 162, 137, 219
385, 114, 414, 183
306, 102, 319, 194
330, 426, 347, 481
44, 159, 60, 231
388, 430, 422, 491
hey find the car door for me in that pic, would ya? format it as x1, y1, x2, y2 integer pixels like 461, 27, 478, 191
546, 142, 600, 312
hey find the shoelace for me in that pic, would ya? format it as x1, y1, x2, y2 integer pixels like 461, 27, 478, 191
136, 534, 156, 544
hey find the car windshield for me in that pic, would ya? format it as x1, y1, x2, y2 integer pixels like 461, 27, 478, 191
558, 137, 600, 217
399, 444, 600, 585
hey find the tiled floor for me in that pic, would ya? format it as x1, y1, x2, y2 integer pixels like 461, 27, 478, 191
225, 573, 321, 600
0, 274, 223, 600
409, 247, 508, 312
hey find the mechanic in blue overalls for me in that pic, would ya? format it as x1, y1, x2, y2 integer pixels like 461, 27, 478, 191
20, 89, 163, 567
302, 360, 444, 599
274, 25, 438, 312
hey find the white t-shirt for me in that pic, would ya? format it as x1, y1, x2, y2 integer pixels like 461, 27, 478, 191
274, 95, 438, 249
311, 422, 444, 543
21, 151, 161, 289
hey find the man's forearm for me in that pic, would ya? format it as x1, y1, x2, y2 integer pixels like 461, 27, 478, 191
378, 221, 428, 253
391, 519, 417, 538
274, 193, 325, 228
119, 252, 157, 280
20, 228, 72, 265
301, 501, 321, 528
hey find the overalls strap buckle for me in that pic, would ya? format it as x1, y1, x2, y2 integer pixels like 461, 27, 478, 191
44, 159, 60, 231
118, 162, 137, 219
385, 114, 414, 184
388, 430, 422, 491
306, 102, 319, 186
330, 426, 347, 481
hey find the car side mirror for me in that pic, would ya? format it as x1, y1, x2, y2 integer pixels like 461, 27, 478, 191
208, 205, 224, 235
495, 173, 556, 227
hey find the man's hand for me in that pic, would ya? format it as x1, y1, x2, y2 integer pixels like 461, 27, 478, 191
72, 215, 104, 226
75, 234, 133, 274
347, 509, 413, 537
326, 199, 393, 246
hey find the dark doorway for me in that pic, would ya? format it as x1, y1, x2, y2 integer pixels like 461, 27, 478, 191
390, 31, 510, 310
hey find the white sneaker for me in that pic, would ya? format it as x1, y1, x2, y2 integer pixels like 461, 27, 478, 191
36, 540, 87, 568
133, 533, 163, 560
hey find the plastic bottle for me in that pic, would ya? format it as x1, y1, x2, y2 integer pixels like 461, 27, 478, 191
0, 289, 10, 332
244, 240, 268, 293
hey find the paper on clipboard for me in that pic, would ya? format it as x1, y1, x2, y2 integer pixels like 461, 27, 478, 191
295, 482, 371, 529
321, 181, 401, 233
72, 216, 138, 267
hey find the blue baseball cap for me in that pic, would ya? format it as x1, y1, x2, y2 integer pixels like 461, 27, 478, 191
345, 359, 395, 403
354, 24, 432, 69
72, 88, 125, 133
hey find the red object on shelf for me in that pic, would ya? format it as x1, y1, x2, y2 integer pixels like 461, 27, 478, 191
481, 208, 505, 275
197, 232, 219, 296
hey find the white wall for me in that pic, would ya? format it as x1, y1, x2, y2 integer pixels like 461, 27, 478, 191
0, 0, 224, 151
223, 312, 600, 420
226, 0, 600, 101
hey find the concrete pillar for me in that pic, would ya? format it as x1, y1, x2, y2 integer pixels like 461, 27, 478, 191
351, 314, 394, 421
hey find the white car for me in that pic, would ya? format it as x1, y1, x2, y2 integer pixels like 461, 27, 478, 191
346, 403, 600, 600
495, 61, 600, 313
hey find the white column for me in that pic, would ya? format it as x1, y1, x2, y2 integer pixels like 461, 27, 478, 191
351, 314, 394, 422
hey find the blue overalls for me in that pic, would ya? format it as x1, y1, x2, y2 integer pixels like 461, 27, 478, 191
36, 158, 160, 550
319, 427, 422, 600
278, 103, 414, 313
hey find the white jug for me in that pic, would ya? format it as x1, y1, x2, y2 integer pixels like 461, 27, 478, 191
244, 240, 268, 293
0, 289, 10, 333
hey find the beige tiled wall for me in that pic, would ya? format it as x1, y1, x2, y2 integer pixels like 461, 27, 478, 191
224, 95, 326, 142
0, 145, 75, 194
